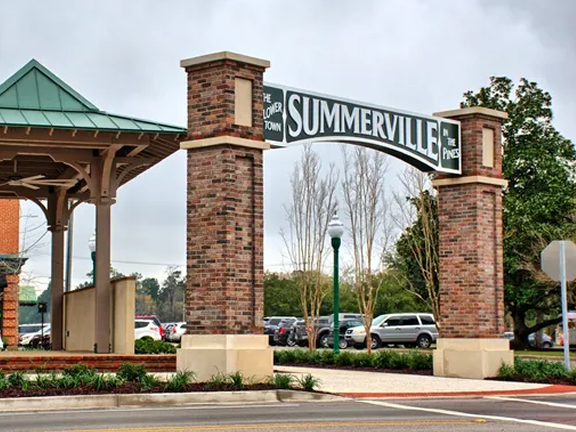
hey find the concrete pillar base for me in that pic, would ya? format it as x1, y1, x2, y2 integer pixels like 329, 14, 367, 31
177, 335, 273, 383
433, 338, 513, 379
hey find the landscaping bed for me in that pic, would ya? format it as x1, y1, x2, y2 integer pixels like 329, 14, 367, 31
494, 358, 576, 386
0, 363, 319, 399
274, 349, 433, 374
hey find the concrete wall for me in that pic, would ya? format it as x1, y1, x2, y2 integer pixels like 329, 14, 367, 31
64, 277, 135, 353
64, 286, 95, 351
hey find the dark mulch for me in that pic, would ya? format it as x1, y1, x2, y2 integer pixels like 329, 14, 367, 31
275, 363, 433, 375
0, 383, 278, 399
490, 376, 575, 386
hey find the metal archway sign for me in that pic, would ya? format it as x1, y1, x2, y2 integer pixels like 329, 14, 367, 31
263, 84, 461, 174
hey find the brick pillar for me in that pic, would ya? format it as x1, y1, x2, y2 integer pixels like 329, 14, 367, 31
181, 52, 269, 335
1, 273, 20, 346
0, 200, 22, 348
177, 52, 272, 382
432, 107, 512, 379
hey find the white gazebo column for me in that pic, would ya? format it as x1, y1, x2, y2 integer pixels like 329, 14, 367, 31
47, 189, 67, 351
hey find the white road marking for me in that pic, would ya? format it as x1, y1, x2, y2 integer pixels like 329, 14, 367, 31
0, 403, 299, 416
361, 399, 576, 431
486, 396, 576, 409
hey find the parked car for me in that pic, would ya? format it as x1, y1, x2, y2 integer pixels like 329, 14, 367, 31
136, 315, 165, 340
134, 319, 162, 340
290, 319, 311, 347
504, 331, 554, 348
165, 322, 187, 342
273, 318, 298, 346
264, 316, 297, 345
19, 324, 46, 337
346, 313, 438, 349
325, 318, 365, 349
309, 316, 333, 348
29, 332, 51, 349
19, 325, 50, 346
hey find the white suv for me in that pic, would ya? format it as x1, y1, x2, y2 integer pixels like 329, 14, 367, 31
345, 313, 438, 349
134, 319, 161, 340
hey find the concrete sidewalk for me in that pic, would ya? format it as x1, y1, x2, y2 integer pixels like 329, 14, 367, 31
275, 366, 576, 398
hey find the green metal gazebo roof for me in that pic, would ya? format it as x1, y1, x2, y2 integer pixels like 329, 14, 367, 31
19, 285, 37, 305
0, 59, 186, 134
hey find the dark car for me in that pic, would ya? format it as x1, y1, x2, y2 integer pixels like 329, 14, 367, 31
292, 316, 332, 348
264, 316, 296, 345
273, 318, 298, 346
325, 318, 364, 349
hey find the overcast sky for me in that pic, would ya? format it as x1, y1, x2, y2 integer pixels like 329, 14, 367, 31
1, 0, 575, 292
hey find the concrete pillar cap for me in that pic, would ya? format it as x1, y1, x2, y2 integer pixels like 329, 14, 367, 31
180, 51, 270, 69
433, 107, 508, 120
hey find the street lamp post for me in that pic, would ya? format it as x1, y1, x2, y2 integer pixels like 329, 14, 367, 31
327, 213, 344, 354
88, 233, 96, 286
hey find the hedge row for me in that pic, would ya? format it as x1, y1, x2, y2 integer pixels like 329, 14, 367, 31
499, 358, 576, 385
274, 349, 432, 371
135, 338, 177, 354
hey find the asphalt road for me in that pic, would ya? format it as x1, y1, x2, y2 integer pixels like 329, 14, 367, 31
2, 395, 576, 432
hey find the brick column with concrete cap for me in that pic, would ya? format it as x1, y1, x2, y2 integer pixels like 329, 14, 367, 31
177, 52, 272, 382
432, 106, 513, 379
0, 201, 23, 348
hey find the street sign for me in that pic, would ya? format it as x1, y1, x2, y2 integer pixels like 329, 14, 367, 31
542, 240, 576, 281
263, 84, 461, 174
541, 240, 576, 371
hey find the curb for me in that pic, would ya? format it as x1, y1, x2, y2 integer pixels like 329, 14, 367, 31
342, 384, 576, 399
0, 390, 344, 412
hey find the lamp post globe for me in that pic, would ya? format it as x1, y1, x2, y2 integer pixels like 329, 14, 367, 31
328, 214, 344, 240
88, 233, 96, 286
327, 213, 343, 353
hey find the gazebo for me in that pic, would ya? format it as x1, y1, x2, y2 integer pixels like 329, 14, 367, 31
0, 60, 185, 352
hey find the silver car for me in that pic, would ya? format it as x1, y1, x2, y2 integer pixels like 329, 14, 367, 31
345, 313, 438, 349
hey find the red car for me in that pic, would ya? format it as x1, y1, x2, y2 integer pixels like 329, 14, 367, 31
135, 315, 165, 340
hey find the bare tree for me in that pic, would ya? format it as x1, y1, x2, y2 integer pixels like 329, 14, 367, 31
342, 147, 393, 352
392, 167, 440, 323
281, 145, 338, 350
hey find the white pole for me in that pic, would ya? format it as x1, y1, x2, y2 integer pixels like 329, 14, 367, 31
560, 241, 570, 370
64, 207, 74, 292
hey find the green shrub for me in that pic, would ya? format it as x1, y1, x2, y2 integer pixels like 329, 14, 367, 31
352, 353, 373, 368
138, 374, 159, 392
164, 371, 194, 392
297, 374, 321, 392
117, 363, 148, 382
7, 371, 28, 389
334, 351, 354, 366
227, 371, 245, 390
387, 351, 409, 370
135, 339, 177, 354
500, 359, 572, 383
309, 350, 324, 365
515, 359, 550, 382
89, 374, 122, 391
0, 370, 6, 389
320, 350, 335, 365
272, 373, 294, 389
274, 350, 287, 364
406, 351, 433, 371
498, 362, 517, 380
372, 350, 391, 369
279, 349, 296, 364
570, 368, 576, 386
205, 373, 227, 390
33, 373, 60, 390
63, 363, 96, 378
293, 349, 311, 364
